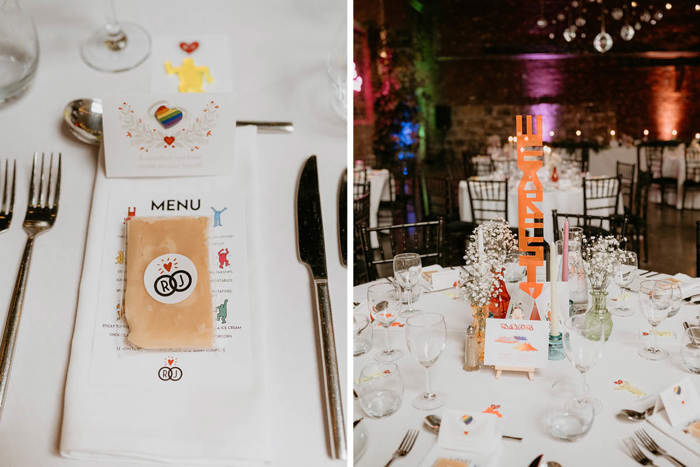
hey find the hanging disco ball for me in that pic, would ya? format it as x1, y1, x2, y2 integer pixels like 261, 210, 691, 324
654, 10, 664, 20
537, 17, 548, 28
611, 8, 624, 20
575, 16, 586, 26
640, 10, 651, 21
563, 26, 577, 41
593, 31, 613, 52
621, 23, 635, 40
634, 21, 642, 30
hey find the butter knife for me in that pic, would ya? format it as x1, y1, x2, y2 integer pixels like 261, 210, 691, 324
296, 155, 346, 460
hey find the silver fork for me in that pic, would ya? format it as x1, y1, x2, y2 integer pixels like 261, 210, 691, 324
635, 429, 686, 467
624, 437, 658, 466
384, 429, 419, 467
0, 153, 61, 417
0, 159, 16, 233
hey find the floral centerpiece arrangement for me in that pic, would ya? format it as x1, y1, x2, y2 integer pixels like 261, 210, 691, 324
460, 219, 516, 361
581, 235, 626, 340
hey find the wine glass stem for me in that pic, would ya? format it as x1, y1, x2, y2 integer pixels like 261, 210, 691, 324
384, 325, 392, 354
407, 285, 413, 312
650, 323, 658, 351
580, 370, 588, 395
424, 367, 432, 396
104, 0, 122, 36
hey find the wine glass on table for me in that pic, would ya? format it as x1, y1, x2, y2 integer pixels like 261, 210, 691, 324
367, 283, 403, 362
562, 314, 607, 410
638, 279, 672, 361
612, 251, 637, 317
393, 253, 422, 316
81, 0, 151, 72
405, 312, 446, 410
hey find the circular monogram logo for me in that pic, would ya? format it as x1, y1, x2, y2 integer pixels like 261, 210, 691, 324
144, 254, 198, 304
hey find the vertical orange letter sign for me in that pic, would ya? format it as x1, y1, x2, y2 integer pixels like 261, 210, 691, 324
516, 115, 544, 302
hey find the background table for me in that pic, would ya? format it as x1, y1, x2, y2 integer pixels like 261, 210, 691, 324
0, 1, 347, 466
353, 276, 700, 467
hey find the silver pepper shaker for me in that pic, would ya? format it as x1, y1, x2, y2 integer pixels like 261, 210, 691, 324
463, 325, 479, 371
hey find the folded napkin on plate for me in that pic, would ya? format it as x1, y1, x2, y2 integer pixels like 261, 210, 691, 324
647, 411, 700, 458
437, 410, 500, 456
60, 127, 270, 465
672, 273, 700, 299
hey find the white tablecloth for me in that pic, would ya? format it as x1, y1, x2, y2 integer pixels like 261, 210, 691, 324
590, 145, 696, 209
353, 276, 700, 467
458, 182, 622, 244
0, 1, 346, 466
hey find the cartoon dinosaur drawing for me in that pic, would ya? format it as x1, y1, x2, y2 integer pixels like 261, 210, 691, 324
164, 58, 213, 93
216, 299, 228, 324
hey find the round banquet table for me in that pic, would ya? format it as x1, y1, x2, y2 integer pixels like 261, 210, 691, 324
353, 274, 700, 467
0, 1, 346, 466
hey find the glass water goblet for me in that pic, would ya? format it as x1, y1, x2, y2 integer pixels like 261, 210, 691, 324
659, 279, 682, 318
405, 312, 446, 410
81, 0, 151, 72
681, 324, 700, 374
367, 283, 403, 361
562, 314, 606, 409
356, 361, 403, 418
612, 251, 637, 317
638, 280, 671, 360
353, 312, 372, 357
393, 253, 422, 316
504, 251, 526, 283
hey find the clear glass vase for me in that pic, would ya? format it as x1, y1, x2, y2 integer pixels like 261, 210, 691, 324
470, 303, 488, 363
583, 289, 613, 341
567, 227, 588, 313
0, 0, 39, 103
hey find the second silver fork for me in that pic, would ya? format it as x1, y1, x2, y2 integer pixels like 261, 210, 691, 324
0, 153, 61, 418
0, 159, 16, 233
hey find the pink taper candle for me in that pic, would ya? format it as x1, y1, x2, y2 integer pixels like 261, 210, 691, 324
562, 220, 569, 282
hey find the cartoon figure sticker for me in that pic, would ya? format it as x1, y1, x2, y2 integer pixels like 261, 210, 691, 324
144, 253, 198, 304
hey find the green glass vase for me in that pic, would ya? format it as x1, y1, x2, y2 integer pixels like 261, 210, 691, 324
583, 289, 613, 341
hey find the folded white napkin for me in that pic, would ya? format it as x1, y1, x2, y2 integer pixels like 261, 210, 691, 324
60, 127, 270, 465
672, 273, 700, 299
647, 411, 700, 458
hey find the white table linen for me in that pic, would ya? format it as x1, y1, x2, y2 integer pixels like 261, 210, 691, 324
0, 1, 346, 465
353, 276, 700, 467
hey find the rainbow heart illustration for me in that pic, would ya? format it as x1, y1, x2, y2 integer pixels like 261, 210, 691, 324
462, 415, 473, 425
674, 386, 681, 395
155, 105, 183, 129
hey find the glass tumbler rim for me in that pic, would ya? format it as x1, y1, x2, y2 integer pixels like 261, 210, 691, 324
406, 311, 445, 328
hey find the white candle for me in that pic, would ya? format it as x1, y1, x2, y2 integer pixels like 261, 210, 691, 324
549, 247, 560, 336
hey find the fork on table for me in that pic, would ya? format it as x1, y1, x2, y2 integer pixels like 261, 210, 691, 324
635, 429, 686, 467
0, 159, 16, 234
624, 437, 658, 466
384, 429, 419, 467
0, 153, 61, 418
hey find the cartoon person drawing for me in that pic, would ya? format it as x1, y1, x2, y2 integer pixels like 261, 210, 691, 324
164, 58, 213, 93
218, 248, 230, 269
215, 299, 228, 324
211, 206, 227, 228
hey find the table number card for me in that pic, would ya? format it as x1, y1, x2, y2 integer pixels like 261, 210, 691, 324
484, 319, 549, 369
654, 377, 700, 428
102, 93, 234, 178
430, 269, 461, 291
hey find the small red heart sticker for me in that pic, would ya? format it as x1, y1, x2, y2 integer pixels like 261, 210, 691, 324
163, 136, 175, 146
167, 359, 174, 365
163, 262, 173, 272
180, 41, 199, 54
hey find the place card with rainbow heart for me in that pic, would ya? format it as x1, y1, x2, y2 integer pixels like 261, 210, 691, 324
483, 318, 549, 369
102, 93, 234, 177
654, 377, 700, 428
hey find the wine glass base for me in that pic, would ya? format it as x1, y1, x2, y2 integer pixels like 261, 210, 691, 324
638, 346, 668, 361
412, 392, 444, 410
610, 307, 634, 317
400, 307, 421, 318
81, 22, 151, 72
374, 348, 403, 362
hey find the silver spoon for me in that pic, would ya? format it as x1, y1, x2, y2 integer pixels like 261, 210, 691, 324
63, 98, 294, 143
424, 414, 523, 441
64, 98, 103, 145
618, 406, 655, 421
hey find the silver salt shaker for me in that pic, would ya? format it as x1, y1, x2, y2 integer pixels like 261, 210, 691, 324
463, 325, 479, 371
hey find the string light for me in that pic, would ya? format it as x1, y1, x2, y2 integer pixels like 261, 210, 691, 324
610, 130, 616, 136
696, 133, 700, 139
575, 129, 582, 136
695, 4, 700, 11
665, 3, 672, 10
672, 129, 678, 136
549, 130, 555, 137
643, 129, 650, 136
631, 1, 638, 6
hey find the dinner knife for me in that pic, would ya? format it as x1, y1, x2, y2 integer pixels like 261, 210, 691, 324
338, 169, 347, 267
296, 155, 346, 460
